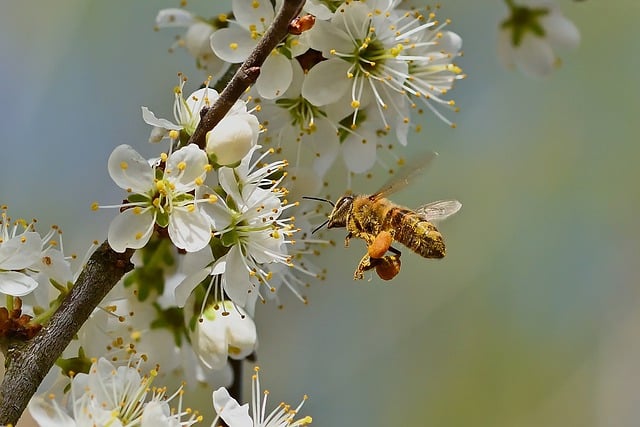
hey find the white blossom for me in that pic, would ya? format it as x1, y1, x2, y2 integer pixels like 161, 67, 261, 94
209, 0, 309, 99
0, 208, 71, 297
186, 299, 257, 371
302, 1, 464, 131
212, 367, 312, 427
103, 144, 211, 253
498, 0, 580, 77
29, 357, 200, 427
155, 8, 230, 78
175, 148, 294, 312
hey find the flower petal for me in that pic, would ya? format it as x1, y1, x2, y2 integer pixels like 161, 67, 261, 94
168, 207, 211, 252
155, 8, 195, 28
342, 130, 377, 174
255, 53, 293, 99
212, 387, 252, 426
107, 209, 155, 253
165, 144, 208, 191
141, 106, 181, 130
174, 266, 210, 307
210, 26, 257, 63
301, 59, 352, 106
108, 145, 155, 193
28, 396, 76, 427
0, 232, 42, 269
0, 271, 39, 296
232, 0, 274, 28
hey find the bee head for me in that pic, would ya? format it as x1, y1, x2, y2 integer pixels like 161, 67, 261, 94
327, 195, 354, 229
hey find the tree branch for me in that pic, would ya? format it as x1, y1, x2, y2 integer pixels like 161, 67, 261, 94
188, 0, 306, 149
0, 243, 134, 425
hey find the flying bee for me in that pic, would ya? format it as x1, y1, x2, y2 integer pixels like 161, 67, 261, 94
305, 152, 461, 280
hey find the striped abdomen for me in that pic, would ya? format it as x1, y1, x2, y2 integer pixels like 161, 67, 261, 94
384, 207, 446, 259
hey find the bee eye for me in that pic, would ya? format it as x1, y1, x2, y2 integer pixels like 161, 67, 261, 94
336, 196, 353, 210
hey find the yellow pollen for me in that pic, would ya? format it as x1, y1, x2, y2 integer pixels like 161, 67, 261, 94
251, 0, 259, 8
229, 42, 239, 50
195, 177, 203, 186
168, 130, 179, 140
152, 198, 161, 207
20, 236, 26, 243
133, 206, 142, 214
120, 161, 128, 170
218, 13, 228, 22
131, 331, 142, 341
207, 194, 218, 203
329, 49, 336, 55
160, 152, 168, 162
187, 204, 195, 213
177, 161, 187, 171
135, 232, 143, 240
91, 202, 99, 211
204, 164, 213, 172
156, 181, 166, 191
351, 100, 360, 109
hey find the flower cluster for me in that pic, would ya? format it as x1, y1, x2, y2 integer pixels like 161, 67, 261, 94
0, 206, 71, 299
157, 0, 465, 184
212, 366, 312, 427
29, 357, 201, 427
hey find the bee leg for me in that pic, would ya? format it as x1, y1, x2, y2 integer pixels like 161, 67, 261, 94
388, 245, 402, 256
344, 232, 353, 248
354, 253, 379, 280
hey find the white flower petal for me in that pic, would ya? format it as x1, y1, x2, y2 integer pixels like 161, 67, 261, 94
174, 267, 210, 307
224, 246, 250, 307
212, 388, 252, 426
28, 396, 76, 427
0, 271, 39, 296
210, 26, 257, 63
184, 22, 215, 58
544, 13, 580, 51
232, 0, 274, 28
306, 18, 353, 55
107, 209, 155, 253
168, 208, 211, 252
342, 132, 377, 174
141, 401, 172, 427
155, 8, 195, 28
165, 144, 208, 191
141, 107, 181, 130
108, 145, 155, 193
515, 35, 556, 77
255, 53, 293, 99
206, 116, 256, 165
301, 59, 352, 106
0, 232, 42, 269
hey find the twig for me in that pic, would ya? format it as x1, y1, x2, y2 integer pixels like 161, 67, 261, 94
188, 0, 306, 149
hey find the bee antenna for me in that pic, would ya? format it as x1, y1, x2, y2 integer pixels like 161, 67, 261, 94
311, 219, 329, 234
302, 196, 335, 207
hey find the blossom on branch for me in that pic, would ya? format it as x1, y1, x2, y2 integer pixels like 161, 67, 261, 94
0, 207, 71, 297
102, 143, 212, 253
498, 0, 580, 77
212, 366, 312, 427
29, 357, 201, 427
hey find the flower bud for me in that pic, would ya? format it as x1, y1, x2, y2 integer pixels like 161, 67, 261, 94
205, 115, 259, 166
188, 299, 257, 370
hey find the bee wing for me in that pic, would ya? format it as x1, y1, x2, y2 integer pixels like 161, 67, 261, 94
372, 151, 438, 200
416, 200, 462, 222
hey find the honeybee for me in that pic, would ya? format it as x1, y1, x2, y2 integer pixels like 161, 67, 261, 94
306, 153, 461, 280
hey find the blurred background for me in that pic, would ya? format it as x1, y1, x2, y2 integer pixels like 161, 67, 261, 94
1, 0, 639, 426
